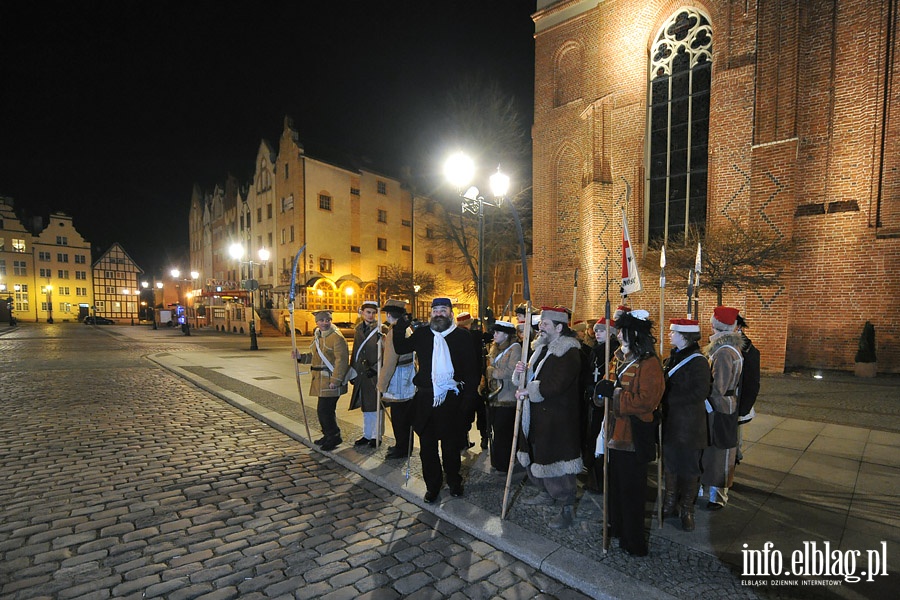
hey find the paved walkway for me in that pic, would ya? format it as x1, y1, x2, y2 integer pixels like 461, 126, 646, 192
130, 327, 899, 598
0, 323, 596, 600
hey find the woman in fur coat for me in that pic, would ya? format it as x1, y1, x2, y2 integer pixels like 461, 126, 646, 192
596, 309, 664, 556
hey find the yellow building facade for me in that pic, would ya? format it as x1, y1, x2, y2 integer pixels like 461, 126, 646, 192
1, 198, 95, 323
189, 117, 474, 325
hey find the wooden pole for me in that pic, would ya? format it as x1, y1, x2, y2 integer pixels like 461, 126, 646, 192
501, 300, 531, 519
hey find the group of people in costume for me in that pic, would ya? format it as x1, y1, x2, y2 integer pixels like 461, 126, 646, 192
293, 295, 760, 556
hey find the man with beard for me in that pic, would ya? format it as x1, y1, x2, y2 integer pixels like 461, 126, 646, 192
513, 307, 584, 529
392, 298, 481, 503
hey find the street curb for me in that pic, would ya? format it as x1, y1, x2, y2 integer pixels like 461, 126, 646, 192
147, 352, 675, 600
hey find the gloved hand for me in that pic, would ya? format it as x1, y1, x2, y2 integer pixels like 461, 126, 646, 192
594, 379, 616, 399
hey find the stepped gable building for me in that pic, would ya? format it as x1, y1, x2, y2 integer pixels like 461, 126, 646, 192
1, 198, 96, 323
531, 0, 900, 372
32, 211, 93, 322
189, 117, 473, 321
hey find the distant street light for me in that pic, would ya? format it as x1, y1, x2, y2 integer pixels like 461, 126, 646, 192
229, 244, 271, 350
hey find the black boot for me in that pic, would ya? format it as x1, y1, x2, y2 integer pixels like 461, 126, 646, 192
680, 478, 701, 532
662, 471, 679, 518
549, 505, 574, 529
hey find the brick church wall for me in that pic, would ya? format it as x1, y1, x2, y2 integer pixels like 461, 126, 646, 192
532, 0, 900, 372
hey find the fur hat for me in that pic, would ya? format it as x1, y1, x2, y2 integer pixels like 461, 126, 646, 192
431, 297, 452, 308
669, 318, 700, 333
456, 311, 473, 326
616, 308, 652, 334
539, 306, 570, 324
492, 320, 516, 335
381, 299, 407, 315
572, 320, 587, 332
711, 306, 739, 331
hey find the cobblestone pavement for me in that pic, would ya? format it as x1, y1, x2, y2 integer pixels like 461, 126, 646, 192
0, 324, 591, 599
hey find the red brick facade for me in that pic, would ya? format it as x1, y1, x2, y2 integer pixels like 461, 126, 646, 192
532, 0, 900, 372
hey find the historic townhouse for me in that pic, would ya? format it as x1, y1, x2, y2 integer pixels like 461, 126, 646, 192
0, 197, 35, 321
190, 117, 473, 324
91, 242, 143, 323
532, 0, 899, 372
1, 198, 96, 323
31, 212, 93, 322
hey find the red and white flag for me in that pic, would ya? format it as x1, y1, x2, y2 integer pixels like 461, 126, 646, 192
621, 209, 642, 296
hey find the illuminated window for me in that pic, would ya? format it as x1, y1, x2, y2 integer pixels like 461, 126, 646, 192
648, 8, 711, 243
319, 258, 333, 273
12, 239, 25, 253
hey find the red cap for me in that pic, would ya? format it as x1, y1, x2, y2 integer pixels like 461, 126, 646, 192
711, 306, 739, 330
669, 318, 700, 333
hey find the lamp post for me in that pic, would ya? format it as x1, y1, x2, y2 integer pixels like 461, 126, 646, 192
45, 284, 54, 324
229, 243, 270, 350
190, 271, 200, 329
444, 152, 511, 326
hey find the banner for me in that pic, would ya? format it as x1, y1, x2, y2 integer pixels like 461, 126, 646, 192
621, 209, 642, 296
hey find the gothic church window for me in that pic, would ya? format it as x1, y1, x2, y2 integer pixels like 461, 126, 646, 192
647, 9, 711, 243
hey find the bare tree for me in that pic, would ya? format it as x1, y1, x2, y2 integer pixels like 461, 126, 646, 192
414, 76, 533, 313
645, 221, 796, 305
376, 264, 440, 304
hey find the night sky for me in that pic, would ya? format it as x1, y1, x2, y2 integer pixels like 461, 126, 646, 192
0, 0, 537, 275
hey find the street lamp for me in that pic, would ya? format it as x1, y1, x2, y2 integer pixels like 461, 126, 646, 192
345, 286, 355, 322
443, 152, 512, 326
44, 284, 53, 324
228, 244, 270, 350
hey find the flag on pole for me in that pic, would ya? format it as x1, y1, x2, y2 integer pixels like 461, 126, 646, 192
660, 245, 667, 289
621, 209, 642, 296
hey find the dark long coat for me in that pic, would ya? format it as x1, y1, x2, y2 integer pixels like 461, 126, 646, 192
392, 321, 481, 436
516, 334, 584, 478
662, 343, 710, 449
350, 320, 380, 411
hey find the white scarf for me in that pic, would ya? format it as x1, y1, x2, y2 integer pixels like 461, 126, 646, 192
431, 323, 458, 407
